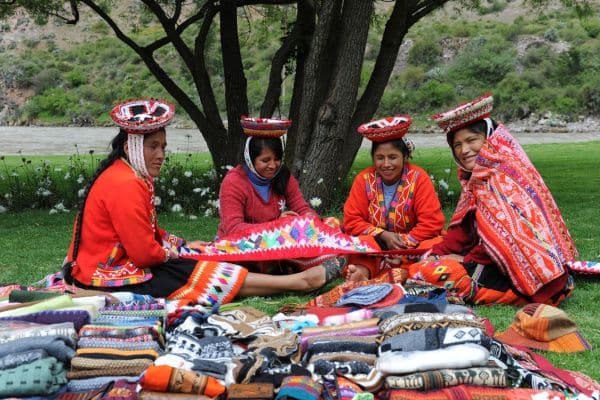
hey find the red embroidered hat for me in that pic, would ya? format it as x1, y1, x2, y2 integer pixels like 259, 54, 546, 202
432, 93, 493, 134
357, 115, 412, 142
110, 98, 175, 134
240, 116, 292, 138
494, 303, 592, 353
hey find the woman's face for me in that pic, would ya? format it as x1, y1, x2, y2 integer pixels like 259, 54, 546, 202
451, 128, 486, 171
144, 129, 167, 178
253, 147, 282, 179
373, 142, 405, 185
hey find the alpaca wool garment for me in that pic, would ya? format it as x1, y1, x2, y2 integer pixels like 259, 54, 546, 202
140, 365, 225, 397
379, 327, 485, 352
335, 284, 394, 307
377, 343, 490, 375
275, 375, 322, 400
0, 356, 67, 397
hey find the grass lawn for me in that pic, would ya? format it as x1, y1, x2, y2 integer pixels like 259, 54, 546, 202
1, 142, 599, 380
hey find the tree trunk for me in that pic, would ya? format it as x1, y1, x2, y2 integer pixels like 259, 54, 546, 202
296, 0, 374, 208
220, 0, 249, 169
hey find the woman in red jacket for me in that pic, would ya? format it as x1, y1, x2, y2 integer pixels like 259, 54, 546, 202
343, 115, 445, 281
407, 94, 578, 305
63, 99, 337, 306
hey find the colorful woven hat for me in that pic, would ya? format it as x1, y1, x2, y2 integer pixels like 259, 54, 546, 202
494, 303, 592, 353
240, 116, 292, 138
357, 115, 412, 142
110, 98, 175, 134
431, 93, 493, 134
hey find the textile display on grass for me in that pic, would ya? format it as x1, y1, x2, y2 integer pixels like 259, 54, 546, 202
180, 215, 422, 265
449, 124, 578, 302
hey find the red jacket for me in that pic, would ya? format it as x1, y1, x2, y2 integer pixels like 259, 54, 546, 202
217, 165, 317, 237
343, 164, 445, 242
67, 159, 171, 286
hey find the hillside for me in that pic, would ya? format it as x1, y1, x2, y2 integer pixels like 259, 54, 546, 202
0, 1, 599, 127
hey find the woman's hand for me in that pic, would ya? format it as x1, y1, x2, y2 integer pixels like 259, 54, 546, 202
379, 231, 408, 250
279, 210, 299, 218
345, 264, 370, 282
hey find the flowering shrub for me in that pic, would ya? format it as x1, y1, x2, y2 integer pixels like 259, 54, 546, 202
0, 152, 220, 217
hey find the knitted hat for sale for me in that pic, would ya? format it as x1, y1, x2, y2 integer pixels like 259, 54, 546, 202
275, 375, 322, 400
335, 284, 394, 307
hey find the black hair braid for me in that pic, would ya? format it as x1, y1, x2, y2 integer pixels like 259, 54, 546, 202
62, 131, 128, 284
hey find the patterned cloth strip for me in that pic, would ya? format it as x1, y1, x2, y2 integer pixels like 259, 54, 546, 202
98, 308, 167, 319
384, 366, 508, 390
567, 261, 600, 275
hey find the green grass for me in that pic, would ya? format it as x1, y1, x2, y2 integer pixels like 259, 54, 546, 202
1, 142, 599, 380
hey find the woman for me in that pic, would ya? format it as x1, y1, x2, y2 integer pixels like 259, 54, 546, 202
407, 94, 578, 305
343, 115, 445, 281
62, 99, 336, 306
216, 117, 318, 238
215, 116, 346, 277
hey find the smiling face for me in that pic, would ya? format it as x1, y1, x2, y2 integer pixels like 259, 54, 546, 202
373, 142, 405, 185
143, 129, 167, 178
253, 147, 282, 179
451, 128, 486, 171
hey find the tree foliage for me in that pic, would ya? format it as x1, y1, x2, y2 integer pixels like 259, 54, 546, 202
0, 0, 593, 207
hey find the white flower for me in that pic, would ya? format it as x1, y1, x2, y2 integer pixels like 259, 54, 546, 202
188, 214, 198, 220
0, 205, 6, 213
444, 168, 451, 174
63, 172, 70, 180
448, 191, 455, 196
439, 179, 449, 190
208, 199, 220, 210
171, 203, 183, 213
49, 209, 58, 214
55, 202, 69, 212
78, 188, 85, 198
303, 169, 307, 174
317, 178, 323, 184
204, 208, 213, 217
193, 187, 202, 193
5, 193, 12, 199
309, 197, 322, 208
225, 165, 233, 171
278, 199, 287, 212
154, 196, 162, 206
172, 177, 179, 186
0, 174, 4, 180
10, 172, 18, 177
168, 189, 176, 197
77, 175, 84, 184
184, 171, 192, 178
37, 188, 51, 197
54, 167, 62, 172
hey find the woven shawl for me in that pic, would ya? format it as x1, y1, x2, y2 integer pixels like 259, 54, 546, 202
450, 124, 578, 300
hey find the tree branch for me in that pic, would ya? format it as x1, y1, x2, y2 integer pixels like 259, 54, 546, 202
146, 5, 209, 53
260, 18, 301, 117
79, 0, 209, 131
409, 0, 448, 25
48, 0, 79, 24
172, 0, 183, 23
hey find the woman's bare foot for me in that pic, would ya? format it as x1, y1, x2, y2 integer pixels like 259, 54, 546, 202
346, 264, 370, 282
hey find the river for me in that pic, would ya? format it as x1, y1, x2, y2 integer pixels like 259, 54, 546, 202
1, 126, 599, 155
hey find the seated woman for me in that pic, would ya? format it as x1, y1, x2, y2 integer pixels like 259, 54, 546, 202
343, 115, 445, 281
215, 116, 345, 277
407, 94, 578, 306
62, 99, 335, 305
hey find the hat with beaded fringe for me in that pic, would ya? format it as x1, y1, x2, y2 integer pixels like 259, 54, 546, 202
357, 115, 412, 142
240, 116, 292, 138
110, 98, 175, 134
431, 93, 493, 134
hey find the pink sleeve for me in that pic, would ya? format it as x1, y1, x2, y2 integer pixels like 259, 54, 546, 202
218, 170, 256, 235
285, 175, 318, 217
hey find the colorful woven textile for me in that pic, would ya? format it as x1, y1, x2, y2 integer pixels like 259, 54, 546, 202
383, 385, 566, 400
182, 216, 378, 263
384, 366, 507, 390
567, 260, 600, 275
140, 365, 225, 397
449, 124, 578, 302
167, 261, 247, 307
0, 356, 67, 397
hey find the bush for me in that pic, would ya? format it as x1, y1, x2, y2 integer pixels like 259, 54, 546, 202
407, 37, 442, 69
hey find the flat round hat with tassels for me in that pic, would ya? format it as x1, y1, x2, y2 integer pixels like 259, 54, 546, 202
357, 115, 412, 142
240, 116, 292, 138
110, 98, 175, 134
431, 93, 493, 134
